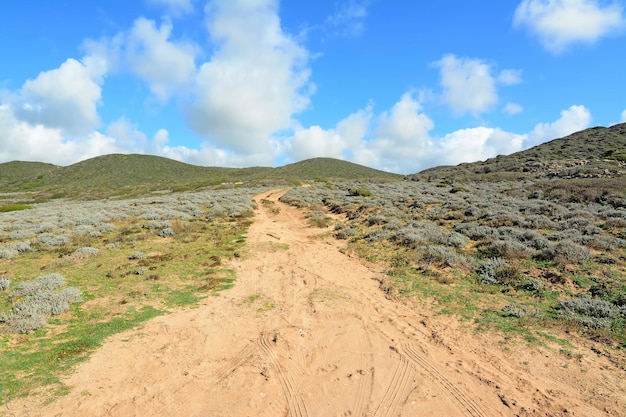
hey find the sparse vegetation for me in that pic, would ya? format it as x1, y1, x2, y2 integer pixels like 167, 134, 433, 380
0, 187, 265, 405
279, 173, 625, 347
0, 125, 624, 406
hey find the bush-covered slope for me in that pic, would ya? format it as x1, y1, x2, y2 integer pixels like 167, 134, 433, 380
412, 123, 626, 182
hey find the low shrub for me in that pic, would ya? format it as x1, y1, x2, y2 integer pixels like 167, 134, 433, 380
475, 258, 520, 286
558, 297, 625, 329
158, 228, 176, 237
349, 188, 372, 197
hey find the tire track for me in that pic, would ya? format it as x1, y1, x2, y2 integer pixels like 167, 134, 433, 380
257, 333, 309, 417
401, 343, 488, 417
211, 342, 256, 384
372, 352, 415, 417
351, 329, 375, 417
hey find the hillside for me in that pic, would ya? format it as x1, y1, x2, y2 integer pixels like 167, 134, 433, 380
0, 155, 401, 200
0, 161, 60, 191
413, 123, 626, 182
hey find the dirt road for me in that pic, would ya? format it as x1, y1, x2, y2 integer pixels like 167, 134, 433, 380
4, 190, 625, 416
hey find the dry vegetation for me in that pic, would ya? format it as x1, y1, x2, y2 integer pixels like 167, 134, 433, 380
279, 180, 626, 353
0, 187, 266, 403
0, 123, 624, 408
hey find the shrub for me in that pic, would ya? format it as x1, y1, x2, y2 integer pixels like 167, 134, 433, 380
418, 245, 472, 268
0, 277, 10, 291
334, 223, 356, 240
158, 228, 176, 237
4, 274, 82, 334
475, 258, 520, 286
0, 248, 18, 259
129, 251, 147, 260
13, 273, 66, 296
4, 313, 47, 334
475, 258, 506, 285
521, 279, 543, 292
446, 232, 469, 248
37, 233, 70, 247
502, 304, 529, 318
349, 188, 372, 197
485, 238, 536, 259
367, 215, 388, 226
558, 297, 625, 329
541, 240, 591, 265
73, 247, 100, 255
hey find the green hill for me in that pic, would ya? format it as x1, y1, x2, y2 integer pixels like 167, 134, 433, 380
0, 155, 401, 199
0, 161, 60, 191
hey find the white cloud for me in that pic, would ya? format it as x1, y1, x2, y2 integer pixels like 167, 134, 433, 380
434, 127, 525, 168
503, 102, 524, 115
12, 58, 104, 136
514, 0, 625, 53
146, 0, 194, 17
434, 55, 496, 116
105, 118, 149, 153
186, 0, 313, 153
355, 93, 435, 173
126, 18, 197, 101
375, 92, 434, 146
287, 125, 346, 161
0, 105, 116, 165
526, 104, 591, 146
336, 105, 372, 149
498, 69, 523, 85
620, 109, 626, 123
326, 1, 369, 37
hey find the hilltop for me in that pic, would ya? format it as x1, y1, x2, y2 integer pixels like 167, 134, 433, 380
0, 155, 401, 200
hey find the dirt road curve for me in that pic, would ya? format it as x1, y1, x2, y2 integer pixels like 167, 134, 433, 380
5, 190, 625, 416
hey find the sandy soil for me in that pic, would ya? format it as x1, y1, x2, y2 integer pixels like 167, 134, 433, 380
4, 189, 625, 417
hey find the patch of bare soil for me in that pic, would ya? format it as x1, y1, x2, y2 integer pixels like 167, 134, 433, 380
4, 189, 625, 416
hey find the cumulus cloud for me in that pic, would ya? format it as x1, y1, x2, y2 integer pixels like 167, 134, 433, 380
125, 18, 197, 101
82, 17, 197, 102
353, 93, 435, 173
186, 0, 313, 153
620, 109, 626, 123
11, 58, 104, 136
434, 55, 521, 116
503, 102, 524, 115
526, 104, 591, 146
514, 0, 625, 53
0, 105, 117, 165
146, 0, 195, 17
287, 125, 346, 161
105, 118, 149, 153
433, 127, 526, 168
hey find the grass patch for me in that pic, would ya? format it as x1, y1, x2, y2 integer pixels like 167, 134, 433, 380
0, 203, 33, 212
0, 306, 161, 405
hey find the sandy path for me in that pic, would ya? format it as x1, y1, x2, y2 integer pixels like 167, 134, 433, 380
4, 189, 625, 416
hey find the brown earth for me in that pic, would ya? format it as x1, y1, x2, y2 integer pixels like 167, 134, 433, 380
4, 189, 625, 417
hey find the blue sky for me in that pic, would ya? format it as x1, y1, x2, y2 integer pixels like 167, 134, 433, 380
1, 0, 625, 174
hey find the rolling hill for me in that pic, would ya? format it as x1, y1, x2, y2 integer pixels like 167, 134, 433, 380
0, 155, 402, 199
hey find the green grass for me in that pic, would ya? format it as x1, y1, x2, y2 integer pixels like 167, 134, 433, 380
0, 203, 33, 212
0, 306, 162, 405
